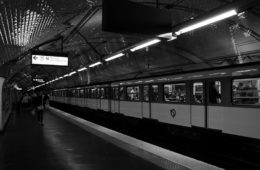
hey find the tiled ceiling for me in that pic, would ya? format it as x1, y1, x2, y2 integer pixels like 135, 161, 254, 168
0, 0, 96, 65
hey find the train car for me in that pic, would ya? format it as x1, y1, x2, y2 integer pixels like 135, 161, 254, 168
50, 63, 260, 140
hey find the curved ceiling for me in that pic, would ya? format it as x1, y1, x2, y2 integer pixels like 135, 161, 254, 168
0, 0, 260, 90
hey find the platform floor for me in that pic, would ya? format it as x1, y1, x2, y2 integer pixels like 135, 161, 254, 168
0, 108, 164, 170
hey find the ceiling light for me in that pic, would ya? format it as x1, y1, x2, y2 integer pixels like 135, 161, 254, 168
173, 77, 183, 80
175, 9, 237, 35
105, 53, 125, 61
235, 69, 258, 73
78, 67, 87, 72
130, 39, 161, 52
89, 61, 102, 68
157, 32, 177, 41
191, 75, 203, 78
69, 71, 76, 76
209, 72, 226, 76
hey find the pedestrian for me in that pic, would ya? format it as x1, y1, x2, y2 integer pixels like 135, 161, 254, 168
34, 91, 44, 125
43, 92, 50, 109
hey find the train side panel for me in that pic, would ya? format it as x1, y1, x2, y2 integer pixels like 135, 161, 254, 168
119, 101, 142, 118
222, 107, 260, 139
87, 98, 97, 110
101, 99, 109, 112
208, 106, 225, 130
151, 103, 191, 127
191, 105, 205, 127
142, 102, 150, 118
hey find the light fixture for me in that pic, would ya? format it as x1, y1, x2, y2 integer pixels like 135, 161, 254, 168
191, 75, 203, 78
175, 9, 237, 35
130, 39, 161, 52
105, 53, 125, 61
209, 72, 226, 76
89, 61, 102, 68
157, 32, 177, 41
69, 71, 76, 76
78, 67, 87, 72
235, 69, 258, 73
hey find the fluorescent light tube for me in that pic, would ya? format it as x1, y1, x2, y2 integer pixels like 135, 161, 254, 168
105, 53, 125, 61
236, 69, 257, 73
69, 71, 76, 76
157, 33, 177, 41
78, 67, 87, 72
89, 61, 102, 68
130, 39, 161, 52
175, 9, 237, 35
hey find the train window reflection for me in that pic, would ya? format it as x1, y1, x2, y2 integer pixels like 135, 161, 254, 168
209, 81, 221, 104
72, 89, 76, 97
100, 88, 107, 99
119, 87, 125, 100
91, 88, 97, 98
151, 85, 159, 102
127, 86, 140, 101
80, 89, 84, 98
193, 82, 204, 104
112, 87, 119, 100
84, 89, 88, 98
143, 85, 149, 101
164, 83, 186, 103
233, 78, 260, 105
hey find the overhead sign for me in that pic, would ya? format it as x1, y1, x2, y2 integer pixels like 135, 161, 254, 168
33, 79, 45, 83
31, 54, 68, 66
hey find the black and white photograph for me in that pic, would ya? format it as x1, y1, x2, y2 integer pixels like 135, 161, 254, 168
0, 0, 260, 169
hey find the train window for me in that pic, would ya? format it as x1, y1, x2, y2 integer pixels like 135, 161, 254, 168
80, 89, 84, 98
232, 78, 260, 105
164, 83, 186, 103
151, 85, 159, 102
119, 87, 125, 100
193, 82, 204, 104
127, 86, 140, 101
96, 88, 100, 99
143, 85, 149, 101
86, 89, 90, 98
100, 88, 107, 99
112, 87, 119, 100
83, 88, 87, 98
100, 88, 104, 99
72, 89, 76, 97
91, 88, 97, 98
209, 81, 221, 104
74, 90, 77, 97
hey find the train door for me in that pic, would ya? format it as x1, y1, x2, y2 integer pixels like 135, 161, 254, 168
141, 85, 150, 118
97, 88, 101, 110
206, 79, 223, 130
191, 81, 207, 128
111, 87, 116, 113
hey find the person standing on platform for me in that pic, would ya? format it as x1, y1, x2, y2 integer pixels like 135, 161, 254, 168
34, 91, 44, 125
43, 92, 50, 109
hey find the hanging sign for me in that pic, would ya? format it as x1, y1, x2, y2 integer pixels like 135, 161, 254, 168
31, 54, 68, 66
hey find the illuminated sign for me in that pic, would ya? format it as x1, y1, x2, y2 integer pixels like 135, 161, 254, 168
33, 79, 45, 83
31, 54, 68, 66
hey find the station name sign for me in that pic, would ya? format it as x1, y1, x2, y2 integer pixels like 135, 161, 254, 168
31, 54, 68, 66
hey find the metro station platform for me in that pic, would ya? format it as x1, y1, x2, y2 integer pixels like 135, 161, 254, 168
0, 107, 222, 170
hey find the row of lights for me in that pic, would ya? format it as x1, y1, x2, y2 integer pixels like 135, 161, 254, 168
29, 9, 239, 91
113, 68, 258, 86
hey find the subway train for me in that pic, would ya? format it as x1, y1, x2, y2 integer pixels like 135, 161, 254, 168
50, 62, 260, 141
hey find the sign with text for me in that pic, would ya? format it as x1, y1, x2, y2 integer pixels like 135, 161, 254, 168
31, 54, 68, 66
